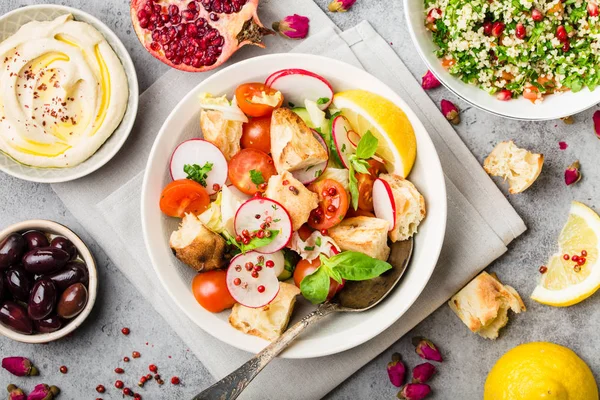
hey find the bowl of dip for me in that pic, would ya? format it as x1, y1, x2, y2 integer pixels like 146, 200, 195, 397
0, 5, 138, 183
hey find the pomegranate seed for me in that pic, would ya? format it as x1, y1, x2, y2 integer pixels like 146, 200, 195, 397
515, 23, 526, 39
289, 186, 299, 195
134, 394, 142, 400
562, 41, 570, 52
96, 385, 106, 393
282, 179, 289, 185
146, 374, 152, 380
60, 365, 68, 374
115, 368, 125, 374
188, 1, 197, 10
245, 262, 254, 269
254, 265, 262, 272
253, 192, 263, 198
115, 380, 124, 389
327, 205, 337, 213
426, 8, 442, 23
171, 376, 181, 385
572, 255, 579, 262
250, 231, 257, 238
258, 256, 264, 263
149, 364, 158, 373
556, 25, 567, 42
169, 5, 179, 15
496, 89, 512, 101
320, 229, 328, 235
210, 13, 219, 21
212, 183, 220, 192
327, 187, 337, 196
563, 254, 570, 260
257, 285, 265, 293
235, 235, 242, 243
254, 214, 261, 219
258, 183, 268, 191
578, 257, 586, 265
532, 9, 544, 21
242, 237, 250, 245
588, 1, 599, 16
122, 327, 130, 335
182, 10, 195, 20
242, 229, 250, 237
539, 265, 548, 273
132, 351, 141, 358
265, 260, 275, 268
491, 21, 505, 37
582, 250, 587, 256
233, 278, 242, 286
123, 388, 133, 396
256, 230, 265, 239
483, 21, 493, 36
251, 271, 259, 278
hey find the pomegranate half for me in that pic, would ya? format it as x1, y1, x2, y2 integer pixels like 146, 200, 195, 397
130, 0, 273, 72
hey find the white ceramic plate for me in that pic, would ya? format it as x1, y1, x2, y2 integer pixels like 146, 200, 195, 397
0, 5, 139, 183
404, 1, 600, 120
141, 54, 447, 358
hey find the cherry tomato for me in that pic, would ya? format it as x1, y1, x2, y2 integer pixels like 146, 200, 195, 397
293, 259, 342, 300
356, 159, 386, 212
297, 224, 314, 241
241, 116, 271, 154
307, 179, 349, 230
228, 148, 277, 195
191, 270, 236, 313
235, 83, 283, 117
160, 179, 210, 218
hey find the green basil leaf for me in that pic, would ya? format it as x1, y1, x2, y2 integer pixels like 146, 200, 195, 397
184, 162, 213, 187
249, 170, 265, 185
326, 251, 392, 281
316, 97, 330, 105
239, 230, 279, 253
355, 131, 378, 159
351, 156, 370, 174
300, 266, 330, 304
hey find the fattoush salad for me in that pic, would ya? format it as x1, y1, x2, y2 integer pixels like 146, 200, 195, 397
158, 69, 426, 341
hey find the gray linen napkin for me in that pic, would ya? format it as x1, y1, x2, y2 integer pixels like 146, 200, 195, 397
52, 16, 526, 400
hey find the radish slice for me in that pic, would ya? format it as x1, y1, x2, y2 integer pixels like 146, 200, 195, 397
267, 69, 334, 110
372, 178, 397, 231
170, 139, 228, 195
227, 251, 280, 308
291, 130, 329, 185
332, 115, 356, 169
234, 198, 293, 254
347, 130, 361, 148
266, 250, 285, 278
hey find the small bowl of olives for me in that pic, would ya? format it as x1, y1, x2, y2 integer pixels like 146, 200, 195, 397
0, 220, 97, 343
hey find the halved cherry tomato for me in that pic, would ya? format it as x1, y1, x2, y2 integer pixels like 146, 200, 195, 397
241, 116, 271, 154
228, 148, 277, 195
293, 259, 343, 300
297, 224, 315, 241
160, 179, 210, 218
191, 270, 236, 313
235, 83, 283, 117
307, 179, 349, 230
356, 159, 386, 212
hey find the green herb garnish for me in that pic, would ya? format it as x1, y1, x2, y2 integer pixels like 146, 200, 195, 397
184, 162, 213, 187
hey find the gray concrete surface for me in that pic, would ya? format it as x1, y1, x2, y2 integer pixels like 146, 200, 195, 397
1, 0, 599, 399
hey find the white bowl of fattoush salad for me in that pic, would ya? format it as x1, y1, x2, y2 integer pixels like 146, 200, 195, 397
141, 54, 447, 358
405, 0, 600, 120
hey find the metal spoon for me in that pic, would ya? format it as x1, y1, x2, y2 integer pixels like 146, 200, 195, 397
193, 238, 414, 400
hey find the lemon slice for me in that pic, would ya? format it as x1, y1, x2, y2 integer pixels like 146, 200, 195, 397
531, 201, 600, 306
332, 90, 417, 177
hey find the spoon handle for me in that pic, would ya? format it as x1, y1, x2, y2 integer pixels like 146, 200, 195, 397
192, 302, 338, 400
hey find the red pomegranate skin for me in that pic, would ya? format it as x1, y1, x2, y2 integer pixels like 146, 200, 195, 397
130, 0, 273, 72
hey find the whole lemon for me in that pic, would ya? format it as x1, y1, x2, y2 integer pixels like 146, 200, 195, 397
484, 342, 598, 400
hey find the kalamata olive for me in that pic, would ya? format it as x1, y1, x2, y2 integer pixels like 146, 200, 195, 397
5, 267, 31, 302
50, 237, 77, 260
33, 314, 63, 333
0, 300, 33, 334
23, 230, 50, 251
44, 261, 88, 291
28, 279, 57, 321
22, 247, 69, 275
57, 283, 87, 319
71, 261, 89, 287
0, 233, 26, 270
0, 273, 5, 301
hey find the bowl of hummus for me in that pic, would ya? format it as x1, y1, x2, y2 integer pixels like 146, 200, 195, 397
0, 5, 138, 183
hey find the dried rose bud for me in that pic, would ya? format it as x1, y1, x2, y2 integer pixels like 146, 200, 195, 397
412, 337, 443, 362
25, 384, 60, 400
397, 383, 432, 400
564, 161, 582, 186
561, 115, 574, 124
328, 0, 357, 12
272, 15, 310, 40
594, 110, 600, 140
7, 384, 26, 400
441, 100, 460, 125
412, 362, 436, 383
387, 353, 406, 387
2, 357, 38, 377
421, 71, 441, 90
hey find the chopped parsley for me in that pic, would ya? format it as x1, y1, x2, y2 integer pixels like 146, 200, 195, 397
316, 97, 330, 105
249, 169, 265, 185
184, 162, 213, 187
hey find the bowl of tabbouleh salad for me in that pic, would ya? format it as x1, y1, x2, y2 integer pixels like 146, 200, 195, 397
405, 0, 600, 119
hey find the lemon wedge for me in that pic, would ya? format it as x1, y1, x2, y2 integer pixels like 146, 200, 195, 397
531, 201, 600, 306
332, 90, 417, 177
484, 342, 598, 400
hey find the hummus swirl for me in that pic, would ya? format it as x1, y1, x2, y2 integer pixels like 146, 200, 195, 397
0, 14, 128, 168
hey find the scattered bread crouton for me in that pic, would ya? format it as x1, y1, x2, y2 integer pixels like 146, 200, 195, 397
483, 140, 544, 194
379, 174, 426, 242
265, 171, 318, 231
270, 108, 328, 173
200, 110, 243, 161
169, 213, 227, 272
448, 271, 526, 340
229, 282, 300, 341
328, 216, 391, 261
